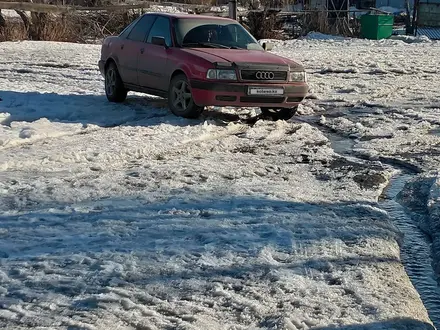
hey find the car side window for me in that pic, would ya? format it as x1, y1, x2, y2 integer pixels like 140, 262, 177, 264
127, 15, 156, 42
147, 16, 172, 47
119, 16, 141, 39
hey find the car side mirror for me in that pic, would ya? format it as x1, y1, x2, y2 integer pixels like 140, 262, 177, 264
152, 36, 168, 48
262, 42, 274, 51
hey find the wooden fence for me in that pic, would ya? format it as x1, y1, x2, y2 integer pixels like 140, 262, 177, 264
0, 1, 374, 16
0, 1, 372, 41
0, 1, 213, 13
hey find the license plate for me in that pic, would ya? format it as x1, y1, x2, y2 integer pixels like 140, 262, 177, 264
248, 87, 284, 96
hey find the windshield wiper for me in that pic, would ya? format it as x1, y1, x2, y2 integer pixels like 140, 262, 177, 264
182, 42, 230, 49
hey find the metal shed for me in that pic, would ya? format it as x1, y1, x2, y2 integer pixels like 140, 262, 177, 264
375, 0, 414, 8
418, 0, 440, 27
416, 0, 440, 39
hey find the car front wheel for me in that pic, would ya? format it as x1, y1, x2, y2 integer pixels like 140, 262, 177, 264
168, 74, 203, 118
260, 106, 298, 120
105, 62, 127, 103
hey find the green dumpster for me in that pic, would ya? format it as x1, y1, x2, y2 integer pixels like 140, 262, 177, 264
360, 14, 394, 40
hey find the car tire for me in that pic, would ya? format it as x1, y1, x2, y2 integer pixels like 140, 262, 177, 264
260, 106, 298, 120
105, 62, 127, 103
168, 74, 203, 119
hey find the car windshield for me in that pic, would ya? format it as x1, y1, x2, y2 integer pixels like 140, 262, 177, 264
174, 18, 263, 50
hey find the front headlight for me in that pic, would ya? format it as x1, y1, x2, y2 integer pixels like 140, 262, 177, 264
206, 69, 237, 80
289, 71, 306, 82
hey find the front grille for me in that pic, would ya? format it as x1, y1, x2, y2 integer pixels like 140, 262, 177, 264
240, 96, 285, 104
240, 70, 287, 81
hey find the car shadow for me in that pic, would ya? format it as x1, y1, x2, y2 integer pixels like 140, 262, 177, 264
0, 90, 260, 128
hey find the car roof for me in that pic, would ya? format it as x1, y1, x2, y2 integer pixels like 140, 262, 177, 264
144, 12, 236, 22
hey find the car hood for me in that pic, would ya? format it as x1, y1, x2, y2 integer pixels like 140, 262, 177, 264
181, 48, 304, 70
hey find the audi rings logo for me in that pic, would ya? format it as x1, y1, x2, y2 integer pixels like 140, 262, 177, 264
255, 71, 275, 80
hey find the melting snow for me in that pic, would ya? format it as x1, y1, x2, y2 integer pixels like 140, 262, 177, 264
0, 35, 439, 329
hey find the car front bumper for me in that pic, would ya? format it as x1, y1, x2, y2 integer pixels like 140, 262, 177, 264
190, 80, 309, 108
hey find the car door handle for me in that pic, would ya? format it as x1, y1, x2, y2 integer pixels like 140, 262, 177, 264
121, 44, 124, 50
140, 48, 144, 54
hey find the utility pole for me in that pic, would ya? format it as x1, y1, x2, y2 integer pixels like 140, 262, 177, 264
412, 0, 419, 36
229, 0, 237, 20
404, 0, 411, 34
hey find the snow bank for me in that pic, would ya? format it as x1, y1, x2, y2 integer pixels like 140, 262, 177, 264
302, 31, 349, 41
0, 9, 23, 18
209, 5, 229, 12
390, 35, 432, 44
148, 4, 188, 13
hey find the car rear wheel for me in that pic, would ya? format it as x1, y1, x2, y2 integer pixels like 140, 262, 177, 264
105, 62, 127, 103
168, 74, 203, 118
260, 106, 298, 120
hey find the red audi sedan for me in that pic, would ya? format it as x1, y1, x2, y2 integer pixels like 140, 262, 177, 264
98, 13, 308, 120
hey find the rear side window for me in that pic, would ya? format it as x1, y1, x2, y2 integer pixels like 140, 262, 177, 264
127, 15, 156, 42
119, 16, 141, 39
147, 16, 172, 47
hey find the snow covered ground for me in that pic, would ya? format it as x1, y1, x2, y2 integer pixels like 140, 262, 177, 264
0, 35, 439, 329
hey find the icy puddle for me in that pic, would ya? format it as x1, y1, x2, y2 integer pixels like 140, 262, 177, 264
381, 174, 440, 329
